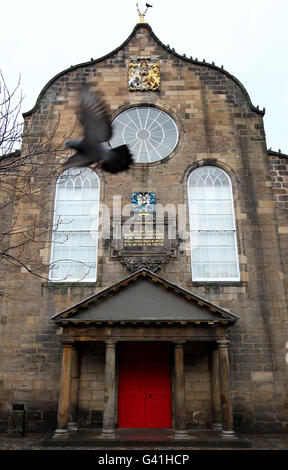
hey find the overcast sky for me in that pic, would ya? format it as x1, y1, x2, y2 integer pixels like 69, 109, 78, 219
2, 0, 288, 153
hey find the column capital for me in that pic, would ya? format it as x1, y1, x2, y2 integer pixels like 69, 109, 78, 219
61, 341, 73, 347
105, 340, 117, 347
173, 341, 186, 347
217, 338, 230, 348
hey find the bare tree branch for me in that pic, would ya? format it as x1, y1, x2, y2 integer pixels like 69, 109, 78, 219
0, 72, 84, 296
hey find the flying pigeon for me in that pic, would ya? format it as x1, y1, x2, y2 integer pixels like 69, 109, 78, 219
62, 88, 133, 174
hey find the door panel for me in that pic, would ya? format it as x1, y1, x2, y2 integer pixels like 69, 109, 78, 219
118, 362, 145, 427
118, 343, 172, 428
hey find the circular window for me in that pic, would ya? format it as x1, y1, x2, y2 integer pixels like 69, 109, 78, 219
110, 107, 178, 163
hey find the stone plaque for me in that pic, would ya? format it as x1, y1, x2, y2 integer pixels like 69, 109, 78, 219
104, 191, 180, 273
123, 226, 164, 248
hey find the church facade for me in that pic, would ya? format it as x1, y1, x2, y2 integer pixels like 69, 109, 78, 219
0, 21, 288, 437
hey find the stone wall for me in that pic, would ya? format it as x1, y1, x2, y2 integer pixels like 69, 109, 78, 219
77, 343, 105, 428
185, 345, 212, 428
269, 152, 288, 210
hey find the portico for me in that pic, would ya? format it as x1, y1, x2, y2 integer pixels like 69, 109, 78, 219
51, 269, 239, 439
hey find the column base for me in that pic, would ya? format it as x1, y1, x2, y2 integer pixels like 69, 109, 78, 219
100, 429, 116, 440
53, 428, 69, 439
211, 423, 222, 431
221, 429, 237, 439
174, 429, 190, 440
68, 422, 78, 431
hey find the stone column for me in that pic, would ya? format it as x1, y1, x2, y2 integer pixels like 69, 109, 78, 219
53, 342, 73, 438
101, 341, 116, 439
217, 339, 236, 438
68, 345, 80, 431
210, 347, 222, 431
174, 342, 189, 440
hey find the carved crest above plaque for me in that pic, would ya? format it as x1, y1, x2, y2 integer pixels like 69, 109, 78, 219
128, 56, 160, 91
132, 191, 156, 217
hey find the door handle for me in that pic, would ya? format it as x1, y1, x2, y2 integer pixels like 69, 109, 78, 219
149, 393, 152, 398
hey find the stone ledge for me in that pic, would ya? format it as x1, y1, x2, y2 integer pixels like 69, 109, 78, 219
188, 281, 248, 287
43, 282, 101, 288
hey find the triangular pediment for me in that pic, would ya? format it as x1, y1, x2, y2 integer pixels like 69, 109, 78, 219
51, 269, 239, 326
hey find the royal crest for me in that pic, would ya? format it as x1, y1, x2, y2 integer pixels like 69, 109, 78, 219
132, 191, 156, 216
128, 57, 160, 91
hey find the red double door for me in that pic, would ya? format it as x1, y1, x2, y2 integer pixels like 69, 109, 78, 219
118, 343, 172, 428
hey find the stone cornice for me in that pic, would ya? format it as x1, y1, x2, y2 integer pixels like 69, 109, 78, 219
267, 149, 288, 159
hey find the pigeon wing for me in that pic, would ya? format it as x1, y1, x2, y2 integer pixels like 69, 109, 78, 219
79, 89, 112, 145
62, 152, 94, 170
101, 145, 134, 174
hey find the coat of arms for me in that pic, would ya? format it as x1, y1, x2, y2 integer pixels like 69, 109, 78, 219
132, 191, 156, 216
128, 57, 160, 91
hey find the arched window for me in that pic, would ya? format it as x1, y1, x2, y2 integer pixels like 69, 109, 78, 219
188, 166, 240, 281
49, 168, 100, 282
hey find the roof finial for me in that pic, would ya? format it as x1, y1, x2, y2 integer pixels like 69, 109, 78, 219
136, 2, 152, 23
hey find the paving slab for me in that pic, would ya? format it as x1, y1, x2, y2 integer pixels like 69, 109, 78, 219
39, 428, 251, 448
1, 430, 288, 450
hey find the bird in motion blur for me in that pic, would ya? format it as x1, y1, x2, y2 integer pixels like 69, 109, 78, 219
62, 87, 133, 174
